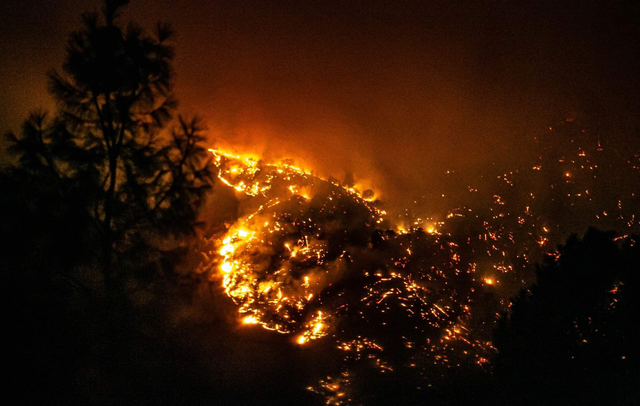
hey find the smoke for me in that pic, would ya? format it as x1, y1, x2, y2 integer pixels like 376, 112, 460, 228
167, 0, 640, 212
3, 0, 640, 205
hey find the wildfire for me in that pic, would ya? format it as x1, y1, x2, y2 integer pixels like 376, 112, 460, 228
209, 148, 385, 341
201, 123, 640, 405
242, 315, 260, 324
204, 147, 519, 402
297, 310, 329, 344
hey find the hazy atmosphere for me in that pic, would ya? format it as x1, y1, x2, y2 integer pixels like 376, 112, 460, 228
3, 0, 639, 206
2, 1, 640, 405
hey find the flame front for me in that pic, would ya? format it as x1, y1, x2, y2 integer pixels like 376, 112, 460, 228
211, 148, 384, 340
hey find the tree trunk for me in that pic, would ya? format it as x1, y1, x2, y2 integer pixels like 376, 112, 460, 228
103, 153, 118, 299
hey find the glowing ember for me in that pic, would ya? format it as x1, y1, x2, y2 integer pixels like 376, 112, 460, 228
242, 315, 260, 324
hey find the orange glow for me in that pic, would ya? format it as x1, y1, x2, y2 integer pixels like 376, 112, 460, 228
221, 262, 233, 273
211, 148, 370, 341
242, 315, 259, 324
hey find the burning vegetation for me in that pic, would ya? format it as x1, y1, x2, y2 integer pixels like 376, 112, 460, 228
200, 119, 640, 405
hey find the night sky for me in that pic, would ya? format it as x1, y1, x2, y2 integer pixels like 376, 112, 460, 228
2, 0, 639, 208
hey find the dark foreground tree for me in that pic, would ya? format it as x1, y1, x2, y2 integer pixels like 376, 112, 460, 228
493, 229, 640, 406
5, 0, 212, 294
2, 1, 217, 405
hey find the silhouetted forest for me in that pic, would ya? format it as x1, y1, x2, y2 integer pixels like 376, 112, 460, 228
3, 0, 216, 403
2, 1, 639, 405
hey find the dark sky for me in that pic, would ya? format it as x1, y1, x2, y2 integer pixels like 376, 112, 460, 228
1, 0, 639, 207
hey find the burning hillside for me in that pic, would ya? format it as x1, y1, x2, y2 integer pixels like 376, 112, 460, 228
200, 120, 640, 404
